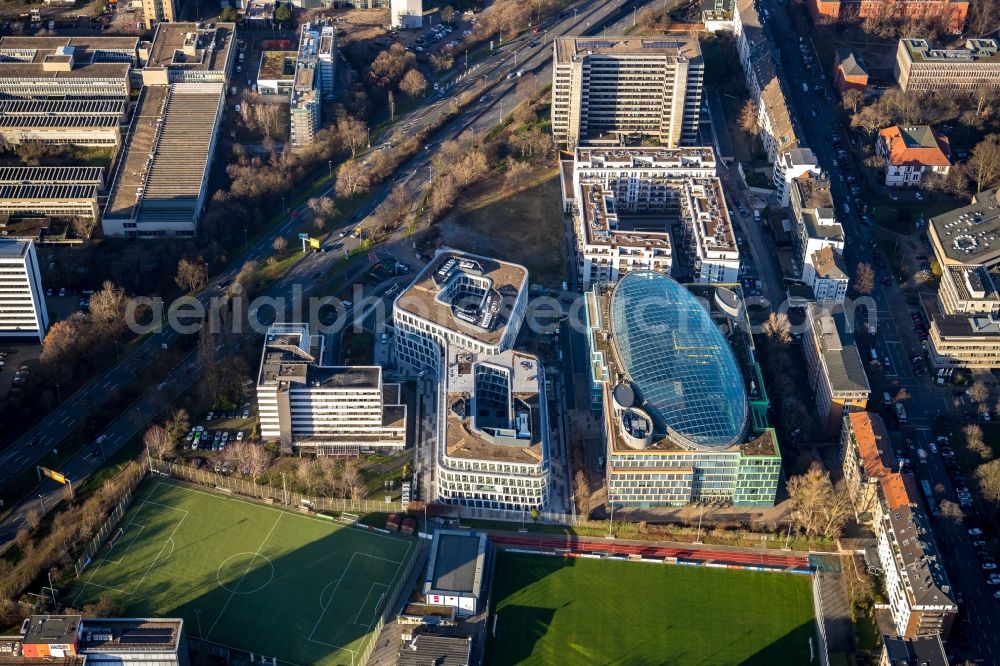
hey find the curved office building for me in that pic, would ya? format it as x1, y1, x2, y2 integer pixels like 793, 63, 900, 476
609, 270, 747, 451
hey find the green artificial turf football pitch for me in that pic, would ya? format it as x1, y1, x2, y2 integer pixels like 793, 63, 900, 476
488, 551, 817, 666
69, 479, 416, 666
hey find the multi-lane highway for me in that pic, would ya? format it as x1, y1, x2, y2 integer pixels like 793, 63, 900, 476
0, 0, 647, 548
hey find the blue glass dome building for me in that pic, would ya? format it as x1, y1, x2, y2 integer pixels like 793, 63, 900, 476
609, 270, 748, 451
585, 270, 782, 508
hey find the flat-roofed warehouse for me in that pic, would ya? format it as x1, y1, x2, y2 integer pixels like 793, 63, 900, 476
102, 83, 224, 237
0, 36, 137, 99
422, 529, 487, 616
0, 98, 127, 146
0, 167, 104, 218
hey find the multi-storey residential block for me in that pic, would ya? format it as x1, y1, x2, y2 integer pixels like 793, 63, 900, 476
141, 0, 177, 29
925, 190, 1000, 368
895, 38, 1000, 93
0, 98, 127, 147
878, 502, 957, 637
551, 37, 703, 148
811, 246, 849, 303
561, 147, 737, 288
809, 0, 967, 34
877, 125, 951, 188
789, 172, 845, 281
733, 0, 819, 203
880, 634, 948, 666
256, 324, 406, 455
585, 271, 782, 508
841, 412, 897, 525
0, 239, 47, 342
392, 250, 549, 511
4, 615, 189, 664
803, 303, 871, 430
390, 0, 423, 28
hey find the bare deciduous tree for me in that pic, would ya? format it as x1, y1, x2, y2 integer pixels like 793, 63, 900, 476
762, 312, 792, 345
787, 463, 848, 538
854, 262, 875, 295
399, 68, 427, 99
175, 258, 207, 292
968, 134, 1000, 193
144, 424, 174, 461
272, 236, 288, 252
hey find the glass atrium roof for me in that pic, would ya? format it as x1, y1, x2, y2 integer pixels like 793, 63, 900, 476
610, 271, 747, 450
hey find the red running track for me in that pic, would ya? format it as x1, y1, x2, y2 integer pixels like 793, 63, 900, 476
490, 533, 810, 570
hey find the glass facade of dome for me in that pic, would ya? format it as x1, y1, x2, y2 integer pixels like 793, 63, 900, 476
609, 270, 747, 450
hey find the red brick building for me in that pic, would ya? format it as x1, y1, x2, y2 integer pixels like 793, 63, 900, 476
833, 49, 869, 94
808, 0, 968, 35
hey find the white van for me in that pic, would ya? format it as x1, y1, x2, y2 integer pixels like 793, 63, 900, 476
870, 349, 878, 363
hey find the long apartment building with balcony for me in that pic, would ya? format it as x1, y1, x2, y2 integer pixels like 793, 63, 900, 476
895, 38, 1000, 94
551, 36, 703, 148
392, 250, 550, 511
0, 239, 48, 342
924, 189, 1000, 369
256, 323, 406, 455
560, 147, 737, 288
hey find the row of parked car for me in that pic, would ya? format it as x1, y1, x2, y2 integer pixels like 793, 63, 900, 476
186, 426, 245, 452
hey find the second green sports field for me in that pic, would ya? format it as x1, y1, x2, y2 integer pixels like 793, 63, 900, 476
489, 551, 817, 666
69, 479, 417, 666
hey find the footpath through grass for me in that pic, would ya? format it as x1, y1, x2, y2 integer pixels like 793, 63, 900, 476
488, 552, 816, 666
69, 479, 417, 666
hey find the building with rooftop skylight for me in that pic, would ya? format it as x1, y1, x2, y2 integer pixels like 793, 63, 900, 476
585, 270, 781, 508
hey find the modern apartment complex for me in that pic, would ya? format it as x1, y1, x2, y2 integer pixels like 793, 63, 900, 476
789, 171, 845, 283
256, 324, 406, 455
876, 125, 951, 188
290, 21, 336, 147
925, 190, 1000, 369
585, 271, 781, 508
895, 38, 1000, 94
803, 303, 870, 430
559, 147, 738, 288
0, 239, 48, 341
392, 250, 550, 511
808, 0, 968, 34
551, 37, 704, 148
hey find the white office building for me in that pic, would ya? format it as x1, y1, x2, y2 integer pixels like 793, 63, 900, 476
0, 239, 48, 341
392, 250, 550, 511
551, 37, 704, 148
257, 324, 406, 455
390, 0, 423, 28
560, 147, 737, 289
